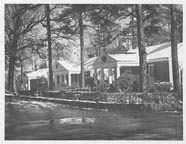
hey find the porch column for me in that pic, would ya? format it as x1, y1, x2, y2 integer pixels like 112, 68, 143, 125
101, 68, 104, 83
76, 74, 78, 85
108, 67, 112, 84
54, 75, 57, 89
61, 74, 63, 86
28, 78, 31, 90
116, 65, 120, 78
94, 68, 97, 85
64, 74, 66, 84
168, 57, 173, 88
68, 72, 71, 86
59, 74, 62, 88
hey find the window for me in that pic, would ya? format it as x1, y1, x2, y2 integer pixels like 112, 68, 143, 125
56, 75, 60, 86
103, 68, 109, 81
97, 68, 101, 81
61, 75, 64, 83
148, 64, 155, 77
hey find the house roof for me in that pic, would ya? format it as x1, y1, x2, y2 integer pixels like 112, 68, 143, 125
108, 53, 139, 63
146, 42, 183, 62
57, 60, 80, 72
26, 68, 48, 79
84, 57, 98, 70
56, 57, 98, 72
126, 42, 183, 62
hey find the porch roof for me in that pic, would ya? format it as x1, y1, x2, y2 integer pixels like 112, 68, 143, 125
26, 68, 48, 79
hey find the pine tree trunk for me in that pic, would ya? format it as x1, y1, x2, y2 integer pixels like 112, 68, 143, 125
46, 4, 53, 90
170, 5, 182, 97
20, 58, 23, 89
131, 4, 135, 49
136, 4, 147, 93
79, 11, 85, 88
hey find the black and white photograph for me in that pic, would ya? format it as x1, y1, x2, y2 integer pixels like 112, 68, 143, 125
3, 1, 184, 142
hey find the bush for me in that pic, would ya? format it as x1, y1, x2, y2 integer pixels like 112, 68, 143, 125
155, 82, 172, 92
116, 72, 165, 92
116, 72, 140, 92
146, 75, 158, 92
107, 84, 116, 93
98, 82, 108, 92
59, 82, 70, 90
85, 76, 94, 89
71, 82, 79, 88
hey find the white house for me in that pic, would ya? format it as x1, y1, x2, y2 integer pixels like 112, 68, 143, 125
92, 52, 139, 85
25, 68, 48, 90
145, 42, 183, 85
23, 42, 183, 91
92, 42, 183, 86
52, 60, 80, 89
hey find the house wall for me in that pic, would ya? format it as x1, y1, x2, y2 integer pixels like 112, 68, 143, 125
148, 60, 169, 82
120, 61, 169, 82
120, 66, 139, 75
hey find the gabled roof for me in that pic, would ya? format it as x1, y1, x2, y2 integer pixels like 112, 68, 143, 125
84, 57, 97, 70
26, 68, 48, 79
57, 60, 80, 72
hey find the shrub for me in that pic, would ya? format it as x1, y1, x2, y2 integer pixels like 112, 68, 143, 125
116, 72, 140, 92
146, 75, 158, 92
59, 82, 70, 90
85, 76, 94, 89
71, 82, 79, 88
156, 82, 172, 92
107, 84, 116, 93
116, 72, 163, 92
98, 82, 108, 92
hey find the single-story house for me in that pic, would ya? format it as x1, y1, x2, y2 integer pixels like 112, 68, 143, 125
92, 42, 183, 86
146, 42, 182, 84
92, 52, 139, 85
52, 60, 80, 89
24, 68, 48, 90
22, 42, 182, 91
52, 57, 98, 89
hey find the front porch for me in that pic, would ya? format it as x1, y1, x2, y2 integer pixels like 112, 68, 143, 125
92, 53, 139, 85
52, 60, 81, 90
